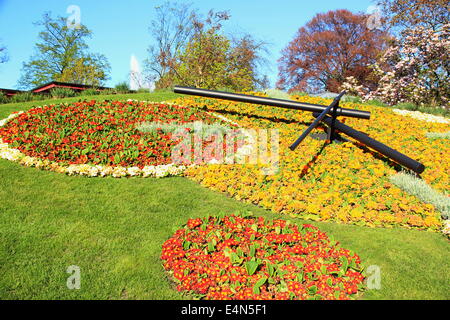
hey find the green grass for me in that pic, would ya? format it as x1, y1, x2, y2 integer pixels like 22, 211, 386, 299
0, 92, 449, 300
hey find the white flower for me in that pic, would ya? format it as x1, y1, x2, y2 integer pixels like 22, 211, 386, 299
0, 109, 189, 179
112, 166, 127, 178
443, 220, 450, 237
393, 109, 450, 124
127, 166, 142, 176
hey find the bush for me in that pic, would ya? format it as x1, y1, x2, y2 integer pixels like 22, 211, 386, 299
114, 82, 130, 93
342, 95, 362, 104
264, 89, 291, 100
395, 102, 419, 111
80, 88, 101, 96
136, 88, 151, 93
50, 87, 76, 99
11, 92, 36, 103
0, 92, 9, 104
364, 99, 387, 107
289, 91, 309, 97
100, 89, 117, 95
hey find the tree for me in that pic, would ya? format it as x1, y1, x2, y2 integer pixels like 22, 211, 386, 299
145, 1, 196, 89
18, 13, 110, 89
146, 3, 268, 91
58, 55, 111, 87
343, 2, 450, 107
377, 0, 449, 31
347, 24, 449, 106
277, 9, 389, 93
229, 35, 270, 90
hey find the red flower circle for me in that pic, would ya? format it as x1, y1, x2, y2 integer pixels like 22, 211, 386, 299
161, 214, 365, 300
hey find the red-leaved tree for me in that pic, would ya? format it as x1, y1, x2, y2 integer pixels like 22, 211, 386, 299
277, 9, 389, 93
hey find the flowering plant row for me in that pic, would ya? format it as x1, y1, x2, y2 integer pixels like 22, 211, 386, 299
392, 109, 450, 124
174, 94, 448, 231
0, 100, 242, 178
161, 214, 365, 300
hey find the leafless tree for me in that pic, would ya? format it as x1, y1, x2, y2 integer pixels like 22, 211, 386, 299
144, 1, 196, 86
377, 0, 449, 31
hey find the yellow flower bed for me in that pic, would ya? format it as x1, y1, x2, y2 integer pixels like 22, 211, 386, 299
174, 94, 449, 231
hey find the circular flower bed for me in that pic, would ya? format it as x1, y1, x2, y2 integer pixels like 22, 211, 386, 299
0, 100, 239, 177
161, 214, 365, 300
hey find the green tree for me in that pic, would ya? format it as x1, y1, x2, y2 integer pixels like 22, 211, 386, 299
18, 13, 110, 89
175, 29, 231, 89
154, 8, 268, 91
58, 55, 110, 87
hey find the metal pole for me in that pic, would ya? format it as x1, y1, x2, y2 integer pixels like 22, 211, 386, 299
290, 91, 346, 150
315, 114, 425, 174
174, 86, 371, 120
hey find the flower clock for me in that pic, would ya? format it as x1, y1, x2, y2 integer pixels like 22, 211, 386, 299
161, 214, 365, 300
0, 100, 240, 178
175, 95, 447, 231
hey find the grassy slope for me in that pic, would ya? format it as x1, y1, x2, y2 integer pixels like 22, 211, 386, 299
0, 92, 449, 300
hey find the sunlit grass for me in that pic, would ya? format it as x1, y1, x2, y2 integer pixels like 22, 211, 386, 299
0, 91, 449, 300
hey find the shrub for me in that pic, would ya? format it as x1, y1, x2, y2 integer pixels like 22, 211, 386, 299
264, 89, 291, 100
80, 88, 101, 96
50, 87, 76, 99
136, 88, 151, 93
344, 25, 449, 107
289, 91, 309, 97
364, 99, 387, 107
11, 92, 35, 103
0, 92, 9, 104
101, 89, 117, 95
342, 95, 362, 104
114, 82, 130, 93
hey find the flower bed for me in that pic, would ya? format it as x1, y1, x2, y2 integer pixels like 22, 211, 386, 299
174, 94, 448, 231
161, 214, 365, 300
0, 100, 239, 177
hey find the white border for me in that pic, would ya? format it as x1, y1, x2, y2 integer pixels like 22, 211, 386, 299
0, 103, 189, 178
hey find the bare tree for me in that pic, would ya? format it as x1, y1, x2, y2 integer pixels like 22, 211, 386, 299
377, 0, 449, 31
145, 1, 196, 88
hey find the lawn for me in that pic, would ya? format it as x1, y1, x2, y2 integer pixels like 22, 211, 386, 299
0, 91, 449, 300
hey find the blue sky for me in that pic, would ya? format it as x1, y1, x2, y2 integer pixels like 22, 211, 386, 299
0, 0, 376, 89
